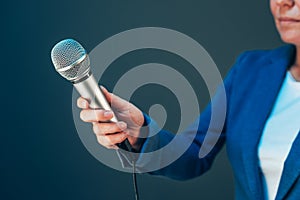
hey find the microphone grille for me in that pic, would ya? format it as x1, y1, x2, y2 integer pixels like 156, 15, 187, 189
51, 39, 90, 81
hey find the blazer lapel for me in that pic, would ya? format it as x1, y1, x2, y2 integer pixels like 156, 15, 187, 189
241, 45, 295, 199
275, 131, 300, 200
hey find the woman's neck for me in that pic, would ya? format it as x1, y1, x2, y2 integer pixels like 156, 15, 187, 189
290, 47, 300, 81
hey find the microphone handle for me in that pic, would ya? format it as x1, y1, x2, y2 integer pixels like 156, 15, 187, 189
74, 74, 133, 152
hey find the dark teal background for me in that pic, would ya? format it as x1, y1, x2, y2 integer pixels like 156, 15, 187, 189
2, 0, 284, 199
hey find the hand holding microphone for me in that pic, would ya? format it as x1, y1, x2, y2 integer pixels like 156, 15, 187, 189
77, 86, 145, 151
51, 39, 145, 151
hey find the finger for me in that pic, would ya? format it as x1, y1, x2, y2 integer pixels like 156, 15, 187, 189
100, 85, 131, 111
93, 121, 127, 135
100, 85, 112, 103
96, 132, 127, 147
77, 97, 89, 109
80, 109, 114, 122
107, 144, 119, 150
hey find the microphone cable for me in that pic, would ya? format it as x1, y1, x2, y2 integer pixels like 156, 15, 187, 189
117, 141, 140, 200
132, 160, 139, 200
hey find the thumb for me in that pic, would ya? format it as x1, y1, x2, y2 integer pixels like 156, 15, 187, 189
100, 85, 130, 111
100, 85, 112, 102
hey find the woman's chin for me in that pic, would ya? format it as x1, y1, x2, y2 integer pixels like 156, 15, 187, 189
280, 34, 300, 46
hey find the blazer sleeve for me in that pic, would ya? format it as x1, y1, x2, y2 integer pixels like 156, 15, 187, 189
117, 53, 245, 181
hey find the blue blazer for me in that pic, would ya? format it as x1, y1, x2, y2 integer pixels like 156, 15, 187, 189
139, 45, 300, 200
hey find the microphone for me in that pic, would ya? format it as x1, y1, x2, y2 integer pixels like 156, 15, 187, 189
50, 38, 133, 152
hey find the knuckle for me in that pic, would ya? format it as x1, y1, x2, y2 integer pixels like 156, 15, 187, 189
77, 98, 81, 107
116, 137, 124, 144
116, 122, 127, 130
95, 110, 103, 121
93, 123, 101, 135
80, 110, 86, 121
96, 134, 125, 149
114, 133, 127, 144
96, 136, 105, 146
107, 146, 116, 150
97, 136, 113, 149
105, 136, 114, 145
121, 133, 127, 142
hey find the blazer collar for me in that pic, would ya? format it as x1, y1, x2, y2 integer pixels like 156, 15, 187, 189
241, 44, 296, 199
276, 133, 300, 200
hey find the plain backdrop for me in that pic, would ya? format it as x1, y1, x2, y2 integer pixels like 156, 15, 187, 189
2, 0, 284, 199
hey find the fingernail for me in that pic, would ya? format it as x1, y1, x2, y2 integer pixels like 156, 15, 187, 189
100, 85, 107, 92
117, 122, 127, 129
104, 110, 113, 117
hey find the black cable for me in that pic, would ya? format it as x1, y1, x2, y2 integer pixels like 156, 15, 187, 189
117, 141, 140, 200
132, 161, 140, 200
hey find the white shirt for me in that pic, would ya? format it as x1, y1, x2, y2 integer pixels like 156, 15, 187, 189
258, 71, 300, 200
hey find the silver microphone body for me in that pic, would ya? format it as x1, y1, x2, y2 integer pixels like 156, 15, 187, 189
73, 73, 118, 122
